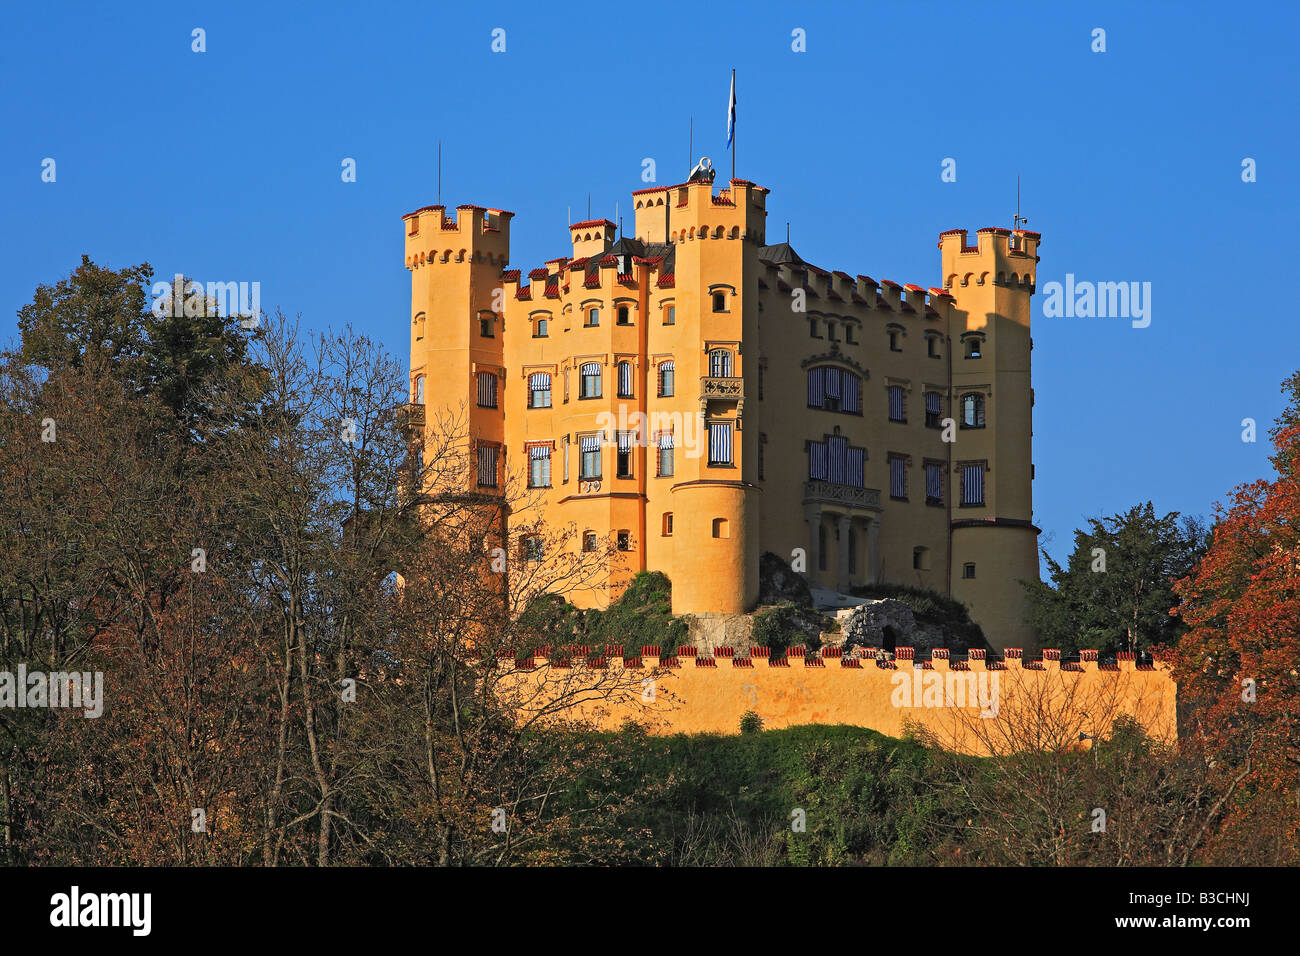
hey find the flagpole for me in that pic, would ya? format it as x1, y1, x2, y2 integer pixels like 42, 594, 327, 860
730, 68, 736, 182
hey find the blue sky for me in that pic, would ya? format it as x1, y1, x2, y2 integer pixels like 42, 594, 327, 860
3, 0, 1297, 563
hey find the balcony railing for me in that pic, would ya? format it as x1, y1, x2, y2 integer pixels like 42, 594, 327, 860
802, 480, 882, 511
397, 402, 426, 432
700, 376, 743, 400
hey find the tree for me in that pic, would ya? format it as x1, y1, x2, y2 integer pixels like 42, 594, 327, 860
1023, 502, 1208, 657
1171, 378, 1300, 864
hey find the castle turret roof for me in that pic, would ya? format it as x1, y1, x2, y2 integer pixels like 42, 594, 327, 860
758, 241, 806, 266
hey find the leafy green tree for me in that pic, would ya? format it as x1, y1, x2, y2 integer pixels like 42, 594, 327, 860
1023, 502, 1208, 656
16, 255, 264, 434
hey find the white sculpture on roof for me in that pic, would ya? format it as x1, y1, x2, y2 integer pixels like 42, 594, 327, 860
688, 156, 715, 184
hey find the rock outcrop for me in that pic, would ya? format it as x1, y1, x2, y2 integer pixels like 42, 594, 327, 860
758, 551, 813, 608
837, 599, 949, 652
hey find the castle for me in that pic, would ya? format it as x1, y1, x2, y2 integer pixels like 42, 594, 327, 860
403, 168, 1042, 651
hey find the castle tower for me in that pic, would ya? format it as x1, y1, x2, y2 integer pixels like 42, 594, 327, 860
939, 227, 1041, 650
403, 203, 514, 491
640, 177, 767, 615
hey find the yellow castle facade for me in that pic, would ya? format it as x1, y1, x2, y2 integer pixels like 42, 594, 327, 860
403, 170, 1042, 651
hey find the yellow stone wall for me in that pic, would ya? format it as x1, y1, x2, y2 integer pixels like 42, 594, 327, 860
498, 647, 1177, 756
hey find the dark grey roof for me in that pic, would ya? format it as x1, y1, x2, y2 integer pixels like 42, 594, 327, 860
758, 242, 806, 266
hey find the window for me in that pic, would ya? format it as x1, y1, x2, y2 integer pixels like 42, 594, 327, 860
888, 385, 906, 423
845, 325, 856, 345
534, 317, 548, 337
848, 530, 857, 574
527, 444, 551, 488
586, 307, 600, 327
616, 430, 634, 479
582, 531, 597, 552
758, 433, 766, 480
962, 562, 976, 579
414, 375, 425, 405
579, 363, 602, 399
927, 336, 941, 359
523, 536, 543, 562
617, 305, 631, 325
807, 436, 865, 488
664, 304, 675, 325
662, 513, 673, 536
965, 338, 982, 359
656, 431, 674, 477
962, 463, 985, 506
708, 421, 733, 466
616, 531, 631, 551
961, 393, 986, 428
925, 462, 944, 506
712, 291, 727, 312
913, 547, 930, 571
708, 349, 733, 378
827, 322, 837, 342
529, 372, 552, 408
888, 330, 901, 352
712, 518, 729, 538
758, 365, 764, 400
579, 435, 601, 479
617, 361, 633, 398
807, 366, 862, 414
818, 524, 827, 570
562, 435, 570, 483
480, 316, 494, 337
889, 455, 907, 500
924, 391, 941, 428
658, 361, 675, 397
810, 318, 821, 338
477, 371, 498, 409
476, 444, 498, 488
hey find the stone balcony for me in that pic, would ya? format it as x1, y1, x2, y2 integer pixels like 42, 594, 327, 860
699, 375, 744, 419
802, 480, 882, 512
397, 402, 426, 433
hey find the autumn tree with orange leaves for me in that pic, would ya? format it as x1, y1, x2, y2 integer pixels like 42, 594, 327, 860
1171, 373, 1300, 865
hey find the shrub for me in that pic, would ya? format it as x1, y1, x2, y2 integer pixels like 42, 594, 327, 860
739, 711, 763, 734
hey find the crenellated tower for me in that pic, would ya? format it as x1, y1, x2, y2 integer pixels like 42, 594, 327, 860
939, 227, 1041, 650
403, 203, 514, 490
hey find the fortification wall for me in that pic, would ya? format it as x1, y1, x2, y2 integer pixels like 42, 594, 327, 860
497, 646, 1176, 756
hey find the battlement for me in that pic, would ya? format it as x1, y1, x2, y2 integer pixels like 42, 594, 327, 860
938, 227, 1040, 293
500, 645, 1156, 674
633, 178, 767, 244
403, 203, 512, 270
497, 644, 1177, 755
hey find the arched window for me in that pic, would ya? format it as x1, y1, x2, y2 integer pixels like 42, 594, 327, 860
528, 372, 551, 408
961, 393, 986, 428
708, 348, 733, 377
658, 361, 675, 397
579, 363, 602, 399
414, 375, 425, 405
